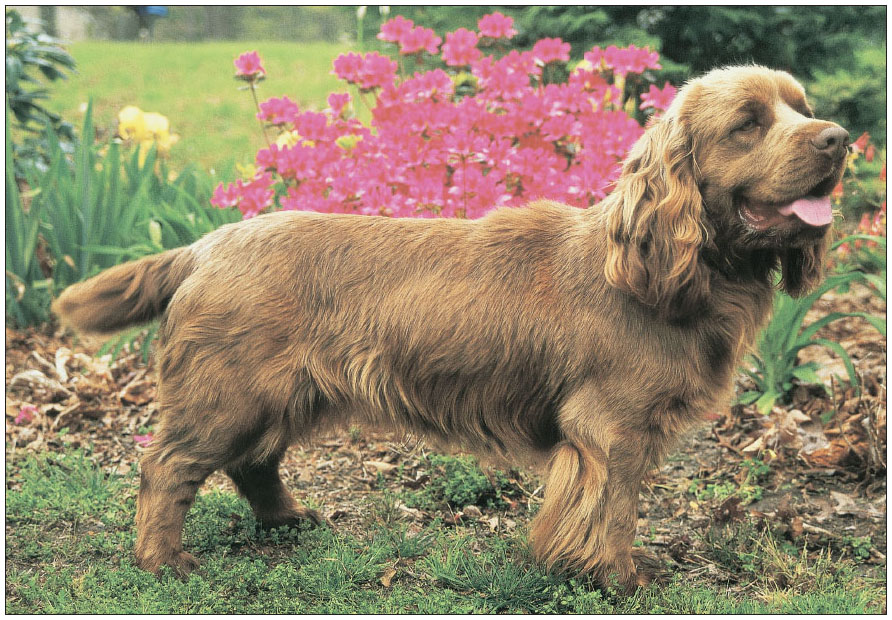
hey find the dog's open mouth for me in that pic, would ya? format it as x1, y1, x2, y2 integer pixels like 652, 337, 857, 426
738, 175, 838, 231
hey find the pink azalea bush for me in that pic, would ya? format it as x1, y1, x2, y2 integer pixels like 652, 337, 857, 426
213, 14, 675, 220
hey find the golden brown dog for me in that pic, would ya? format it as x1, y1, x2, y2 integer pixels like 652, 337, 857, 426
54, 65, 848, 591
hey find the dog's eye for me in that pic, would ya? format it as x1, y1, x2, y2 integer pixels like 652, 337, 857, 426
734, 118, 758, 133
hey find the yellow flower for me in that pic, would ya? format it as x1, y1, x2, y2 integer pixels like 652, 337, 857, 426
572, 58, 594, 74
137, 141, 154, 166
155, 131, 179, 153
276, 130, 302, 148
118, 105, 147, 141
118, 105, 178, 160
335, 134, 362, 151
235, 162, 257, 179
142, 112, 170, 137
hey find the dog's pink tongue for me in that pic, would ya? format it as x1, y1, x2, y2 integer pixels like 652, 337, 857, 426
777, 196, 833, 227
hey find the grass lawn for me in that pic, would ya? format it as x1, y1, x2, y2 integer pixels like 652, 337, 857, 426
5, 448, 884, 614
46, 41, 353, 173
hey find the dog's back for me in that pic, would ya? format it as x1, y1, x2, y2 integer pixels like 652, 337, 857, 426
54, 204, 609, 452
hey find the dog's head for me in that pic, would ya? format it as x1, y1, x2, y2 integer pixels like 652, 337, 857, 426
605, 65, 848, 313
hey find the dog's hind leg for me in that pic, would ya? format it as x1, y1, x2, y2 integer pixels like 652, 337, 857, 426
133, 397, 283, 577
133, 436, 217, 577
225, 449, 322, 530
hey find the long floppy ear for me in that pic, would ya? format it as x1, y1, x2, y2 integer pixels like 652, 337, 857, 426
778, 236, 828, 297
604, 116, 710, 321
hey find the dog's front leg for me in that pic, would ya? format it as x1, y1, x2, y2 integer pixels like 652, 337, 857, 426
529, 440, 610, 578
529, 433, 656, 592
529, 381, 662, 592
599, 434, 659, 591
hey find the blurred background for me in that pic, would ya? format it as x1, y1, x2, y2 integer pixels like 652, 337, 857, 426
8, 5, 886, 172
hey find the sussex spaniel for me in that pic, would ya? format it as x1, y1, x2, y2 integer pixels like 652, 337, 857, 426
54, 65, 848, 591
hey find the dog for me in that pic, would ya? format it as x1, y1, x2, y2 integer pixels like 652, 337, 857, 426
53, 65, 848, 591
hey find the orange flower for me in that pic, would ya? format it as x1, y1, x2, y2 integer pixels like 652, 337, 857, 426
853, 131, 870, 154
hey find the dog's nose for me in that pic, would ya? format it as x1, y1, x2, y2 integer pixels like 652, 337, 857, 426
811, 126, 850, 160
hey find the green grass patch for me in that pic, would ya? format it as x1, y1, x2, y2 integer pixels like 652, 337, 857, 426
5, 448, 885, 613
400, 453, 517, 511
46, 41, 352, 173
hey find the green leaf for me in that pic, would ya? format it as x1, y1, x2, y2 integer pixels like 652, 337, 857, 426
799, 311, 886, 342
755, 390, 780, 415
791, 364, 823, 386
735, 391, 761, 406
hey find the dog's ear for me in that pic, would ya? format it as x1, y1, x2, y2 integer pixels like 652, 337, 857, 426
778, 237, 828, 297
604, 116, 710, 320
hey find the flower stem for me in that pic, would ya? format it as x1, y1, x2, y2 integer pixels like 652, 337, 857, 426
249, 80, 272, 148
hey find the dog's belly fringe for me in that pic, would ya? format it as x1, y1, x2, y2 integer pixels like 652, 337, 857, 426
284, 342, 566, 462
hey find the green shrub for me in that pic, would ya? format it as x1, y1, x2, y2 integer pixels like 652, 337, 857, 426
406, 454, 513, 510
6, 105, 51, 326
808, 47, 887, 146
5, 8, 77, 177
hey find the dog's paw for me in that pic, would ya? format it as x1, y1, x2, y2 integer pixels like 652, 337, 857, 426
137, 549, 199, 579
259, 506, 324, 531
630, 548, 667, 587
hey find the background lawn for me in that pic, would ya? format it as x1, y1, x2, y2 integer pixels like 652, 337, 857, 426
46, 41, 352, 172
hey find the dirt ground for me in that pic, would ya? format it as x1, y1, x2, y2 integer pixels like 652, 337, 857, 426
5, 282, 886, 590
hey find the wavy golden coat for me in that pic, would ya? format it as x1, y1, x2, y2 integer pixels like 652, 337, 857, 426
54, 66, 848, 590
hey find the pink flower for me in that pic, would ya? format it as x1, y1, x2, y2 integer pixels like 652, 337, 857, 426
211, 182, 242, 209
295, 111, 329, 142
228, 34, 663, 221
378, 15, 414, 43
234, 51, 265, 78
257, 96, 299, 124
587, 45, 661, 77
358, 53, 398, 90
441, 28, 481, 67
478, 12, 517, 39
237, 173, 276, 217
639, 82, 677, 112
332, 52, 363, 83
532, 38, 571, 65
327, 92, 351, 116
14, 404, 37, 425
399, 26, 441, 55
334, 52, 397, 91
212, 173, 275, 218
133, 433, 153, 447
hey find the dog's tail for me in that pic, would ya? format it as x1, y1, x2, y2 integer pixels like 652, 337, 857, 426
52, 247, 197, 334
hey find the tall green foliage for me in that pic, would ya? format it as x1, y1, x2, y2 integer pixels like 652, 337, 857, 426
807, 47, 887, 144
6, 105, 51, 326
738, 267, 886, 415
5, 104, 241, 327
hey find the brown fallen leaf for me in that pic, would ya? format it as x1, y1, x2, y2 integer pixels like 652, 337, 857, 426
380, 566, 397, 588
9, 369, 72, 400
803, 439, 849, 468
790, 516, 804, 539
364, 460, 398, 474
118, 378, 156, 405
